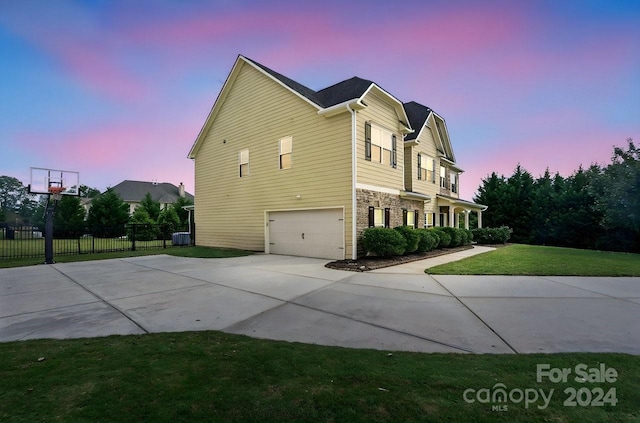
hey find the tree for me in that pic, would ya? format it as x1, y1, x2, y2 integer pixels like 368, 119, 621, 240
139, 192, 161, 222
86, 188, 130, 237
473, 172, 509, 228
504, 164, 534, 243
591, 139, 640, 251
158, 207, 181, 238
79, 185, 101, 198
171, 196, 193, 227
53, 196, 86, 238
0, 176, 27, 219
129, 207, 156, 241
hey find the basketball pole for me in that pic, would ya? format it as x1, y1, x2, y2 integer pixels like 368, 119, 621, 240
44, 195, 55, 264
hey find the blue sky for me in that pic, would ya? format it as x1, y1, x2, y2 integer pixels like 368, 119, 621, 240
1, 0, 639, 200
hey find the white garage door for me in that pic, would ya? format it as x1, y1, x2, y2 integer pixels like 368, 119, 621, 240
268, 209, 344, 260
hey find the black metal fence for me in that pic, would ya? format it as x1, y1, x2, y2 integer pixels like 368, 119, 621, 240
0, 223, 192, 260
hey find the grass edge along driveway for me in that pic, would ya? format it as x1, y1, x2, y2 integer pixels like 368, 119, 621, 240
426, 244, 640, 276
1, 331, 638, 422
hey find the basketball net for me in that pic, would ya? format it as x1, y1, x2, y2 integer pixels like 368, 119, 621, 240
48, 186, 64, 202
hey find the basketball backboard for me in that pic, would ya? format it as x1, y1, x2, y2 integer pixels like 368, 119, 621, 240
29, 167, 80, 196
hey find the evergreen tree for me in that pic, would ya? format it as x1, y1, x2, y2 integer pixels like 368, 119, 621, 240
591, 139, 640, 251
158, 207, 181, 238
86, 188, 129, 237
473, 172, 508, 228
139, 192, 161, 221
505, 164, 534, 243
129, 207, 156, 241
171, 196, 193, 227
53, 196, 86, 238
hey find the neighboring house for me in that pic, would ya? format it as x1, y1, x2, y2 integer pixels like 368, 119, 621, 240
188, 55, 486, 260
110, 180, 194, 215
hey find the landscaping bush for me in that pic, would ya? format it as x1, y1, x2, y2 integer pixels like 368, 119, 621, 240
394, 226, 420, 253
472, 226, 512, 244
416, 229, 438, 253
432, 228, 451, 248
465, 229, 474, 244
361, 227, 407, 257
437, 227, 463, 247
429, 229, 442, 249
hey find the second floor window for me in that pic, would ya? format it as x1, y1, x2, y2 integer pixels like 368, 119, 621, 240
279, 136, 292, 170
440, 165, 448, 189
417, 154, 435, 182
365, 122, 397, 168
451, 173, 459, 193
239, 149, 249, 177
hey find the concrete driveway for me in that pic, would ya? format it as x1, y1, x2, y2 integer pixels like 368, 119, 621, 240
1, 254, 639, 354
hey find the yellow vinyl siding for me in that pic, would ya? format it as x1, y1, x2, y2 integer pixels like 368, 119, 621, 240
194, 62, 352, 254
411, 125, 443, 216
356, 91, 405, 190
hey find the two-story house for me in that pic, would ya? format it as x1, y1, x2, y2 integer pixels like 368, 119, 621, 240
188, 55, 486, 260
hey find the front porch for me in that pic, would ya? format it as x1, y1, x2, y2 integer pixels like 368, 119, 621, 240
435, 195, 487, 229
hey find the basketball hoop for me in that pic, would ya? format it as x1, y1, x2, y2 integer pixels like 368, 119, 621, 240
48, 186, 64, 201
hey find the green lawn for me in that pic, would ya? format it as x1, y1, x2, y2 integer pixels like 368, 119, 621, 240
427, 244, 640, 276
0, 246, 251, 268
1, 331, 637, 422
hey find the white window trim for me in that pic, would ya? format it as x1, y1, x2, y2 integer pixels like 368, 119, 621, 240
279, 136, 292, 170
370, 124, 395, 165
239, 149, 249, 177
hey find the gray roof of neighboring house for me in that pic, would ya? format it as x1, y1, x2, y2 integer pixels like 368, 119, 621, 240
110, 180, 194, 204
403, 101, 434, 141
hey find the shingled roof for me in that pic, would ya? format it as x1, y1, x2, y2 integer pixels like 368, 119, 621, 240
403, 101, 434, 141
110, 180, 193, 204
245, 57, 380, 109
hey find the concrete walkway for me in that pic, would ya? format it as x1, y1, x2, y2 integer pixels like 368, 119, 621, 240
371, 245, 495, 274
1, 253, 639, 354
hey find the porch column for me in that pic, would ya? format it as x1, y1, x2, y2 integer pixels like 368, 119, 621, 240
477, 210, 483, 228
464, 210, 470, 230
449, 209, 455, 228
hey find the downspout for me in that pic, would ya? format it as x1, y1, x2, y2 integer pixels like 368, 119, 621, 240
348, 104, 358, 260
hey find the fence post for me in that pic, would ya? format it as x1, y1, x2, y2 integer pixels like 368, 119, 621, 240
163, 224, 167, 249
131, 224, 136, 252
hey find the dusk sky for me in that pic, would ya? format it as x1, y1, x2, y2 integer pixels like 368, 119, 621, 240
1, 0, 638, 200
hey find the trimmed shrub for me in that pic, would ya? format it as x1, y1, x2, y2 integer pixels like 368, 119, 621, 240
416, 229, 438, 253
472, 226, 512, 244
429, 229, 441, 249
362, 227, 407, 257
394, 226, 420, 253
432, 227, 451, 248
438, 226, 463, 247
465, 229, 474, 244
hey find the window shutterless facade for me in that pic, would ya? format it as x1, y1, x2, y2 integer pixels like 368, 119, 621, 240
239, 149, 249, 177
417, 154, 435, 182
279, 136, 292, 170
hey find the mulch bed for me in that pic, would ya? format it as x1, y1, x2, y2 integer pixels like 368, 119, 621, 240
325, 245, 475, 272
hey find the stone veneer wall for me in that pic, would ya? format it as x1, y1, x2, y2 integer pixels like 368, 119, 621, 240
355, 188, 425, 256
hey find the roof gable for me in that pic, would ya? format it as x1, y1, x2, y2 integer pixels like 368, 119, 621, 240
189, 55, 418, 158
404, 100, 456, 163
404, 101, 433, 141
